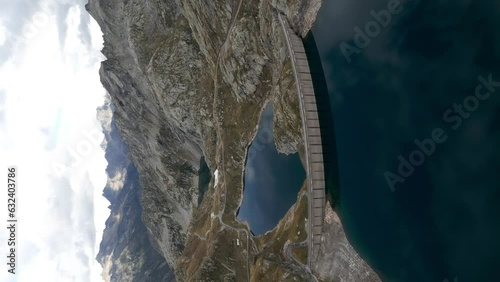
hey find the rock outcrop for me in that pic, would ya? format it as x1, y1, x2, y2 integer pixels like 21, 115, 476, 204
96, 97, 175, 282
87, 0, 209, 267
314, 203, 380, 281
88, 0, 380, 280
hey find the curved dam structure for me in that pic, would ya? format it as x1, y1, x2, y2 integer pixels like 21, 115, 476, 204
278, 13, 329, 270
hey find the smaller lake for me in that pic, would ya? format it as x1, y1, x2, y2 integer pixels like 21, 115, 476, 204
238, 103, 306, 235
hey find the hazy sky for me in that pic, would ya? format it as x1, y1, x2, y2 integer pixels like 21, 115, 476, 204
0, 0, 109, 281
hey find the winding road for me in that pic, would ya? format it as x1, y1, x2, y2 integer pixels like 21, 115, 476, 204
211, 0, 253, 281
209, 4, 326, 281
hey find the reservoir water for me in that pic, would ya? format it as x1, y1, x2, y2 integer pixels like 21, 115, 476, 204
238, 103, 306, 235
197, 157, 211, 206
312, 0, 500, 281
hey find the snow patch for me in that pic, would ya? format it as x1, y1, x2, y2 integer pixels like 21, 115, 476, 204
214, 169, 220, 186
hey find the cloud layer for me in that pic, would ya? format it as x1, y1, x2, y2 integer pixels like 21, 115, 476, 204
0, 1, 109, 281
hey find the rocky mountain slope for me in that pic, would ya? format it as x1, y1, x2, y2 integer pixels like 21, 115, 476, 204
96, 97, 175, 282
88, 0, 380, 280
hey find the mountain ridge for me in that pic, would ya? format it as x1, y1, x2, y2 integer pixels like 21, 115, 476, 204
88, 0, 381, 280
96, 96, 175, 282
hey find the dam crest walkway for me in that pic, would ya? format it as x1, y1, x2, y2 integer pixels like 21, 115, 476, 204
277, 13, 327, 270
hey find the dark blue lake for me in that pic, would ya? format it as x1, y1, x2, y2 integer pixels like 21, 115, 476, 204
238, 103, 306, 235
312, 0, 500, 281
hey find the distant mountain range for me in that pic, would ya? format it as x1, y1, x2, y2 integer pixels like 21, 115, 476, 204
96, 98, 174, 282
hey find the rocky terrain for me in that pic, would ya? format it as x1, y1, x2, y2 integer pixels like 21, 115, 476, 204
88, 0, 381, 280
96, 96, 175, 282
314, 203, 380, 282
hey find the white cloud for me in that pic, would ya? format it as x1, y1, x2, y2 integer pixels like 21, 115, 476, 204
0, 1, 109, 282
107, 168, 127, 191
0, 21, 6, 46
